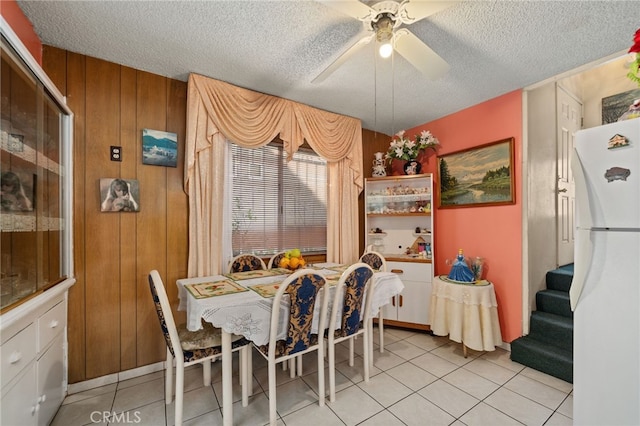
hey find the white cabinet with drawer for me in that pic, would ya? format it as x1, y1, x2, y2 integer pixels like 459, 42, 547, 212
0, 280, 74, 426
382, 261, 432, 329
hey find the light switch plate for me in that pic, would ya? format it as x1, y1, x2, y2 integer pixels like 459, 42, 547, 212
110, 146, 122, 161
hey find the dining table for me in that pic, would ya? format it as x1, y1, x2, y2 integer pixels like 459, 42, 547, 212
176, 263, 404, 426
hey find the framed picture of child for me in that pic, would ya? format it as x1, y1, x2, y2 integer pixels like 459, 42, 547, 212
100, 178, 140, 212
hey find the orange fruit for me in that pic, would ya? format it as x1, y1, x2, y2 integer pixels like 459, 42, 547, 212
279, 258, 290, 269
299, 257, 306, 267
289, 257, 300, 270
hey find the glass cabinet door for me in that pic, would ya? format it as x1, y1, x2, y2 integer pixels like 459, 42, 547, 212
1, 28, 72, 310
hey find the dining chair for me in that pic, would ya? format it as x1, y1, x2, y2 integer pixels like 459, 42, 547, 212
359, 250, 388, 354
327, 262, 375, 402
228, 253, 267, 273
267, 250, 288, 269
253, 268, 330, 426
148, 270, 252, 426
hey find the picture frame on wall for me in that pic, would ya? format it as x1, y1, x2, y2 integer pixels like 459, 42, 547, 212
438, 137, 515, 208
142, 129, 178, 167
100, 178, 140, 212
601, 88, 640, 124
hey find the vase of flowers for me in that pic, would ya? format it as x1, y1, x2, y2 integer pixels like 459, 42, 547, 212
385, 130, 440, 175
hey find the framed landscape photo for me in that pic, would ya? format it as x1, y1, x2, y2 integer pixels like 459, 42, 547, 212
601, 89, 640, 124
438, 137, 515, 208
142, 129, 178, 167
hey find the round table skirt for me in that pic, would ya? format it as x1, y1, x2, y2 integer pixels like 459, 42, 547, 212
428, 278, 502, 351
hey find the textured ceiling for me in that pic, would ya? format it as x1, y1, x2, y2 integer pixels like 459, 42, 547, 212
16, 0, 640, 135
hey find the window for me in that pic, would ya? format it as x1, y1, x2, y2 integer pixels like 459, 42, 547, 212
231, 142, 327, 256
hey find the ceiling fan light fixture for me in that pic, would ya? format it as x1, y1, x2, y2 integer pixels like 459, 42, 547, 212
374, 14, 395, 59
379, 41, 393, 58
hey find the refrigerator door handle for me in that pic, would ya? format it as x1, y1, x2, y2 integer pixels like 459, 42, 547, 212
570, 228, 593, 311
571, 149, 593, 229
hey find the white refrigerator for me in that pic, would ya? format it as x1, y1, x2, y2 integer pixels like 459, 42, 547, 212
571, 117, 640, 425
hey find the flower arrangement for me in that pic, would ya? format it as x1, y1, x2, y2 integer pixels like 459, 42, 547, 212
627, 28, 640, 87
385, 130, 440, 162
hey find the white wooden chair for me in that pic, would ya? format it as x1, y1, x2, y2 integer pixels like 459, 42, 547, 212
327, 263, 375, 402
148, 270, 251, 426
252, 269, 330, 425
359, 249, 388, 355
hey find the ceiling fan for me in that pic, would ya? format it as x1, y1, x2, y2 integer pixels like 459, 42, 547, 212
313, 0, 456, 83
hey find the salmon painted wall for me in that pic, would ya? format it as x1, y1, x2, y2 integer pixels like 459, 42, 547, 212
1, 0, 42, 64
406, 90, 523, 342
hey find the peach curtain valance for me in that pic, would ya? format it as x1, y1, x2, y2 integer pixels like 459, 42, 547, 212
185, 73, 363, 276
185, 74, 363, 189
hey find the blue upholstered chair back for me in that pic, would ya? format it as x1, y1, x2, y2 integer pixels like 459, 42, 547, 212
149, 273, 176, 357
334, 263, 374, 338
229, 254, 266, 273
359, 251, 386, 272
257, 270, 327, 358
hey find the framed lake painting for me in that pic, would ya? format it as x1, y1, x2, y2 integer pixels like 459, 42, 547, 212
142, 129, 178, 167
438, 137, 515, 208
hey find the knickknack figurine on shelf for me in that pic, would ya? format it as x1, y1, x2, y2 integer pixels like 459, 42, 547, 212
372, 151, 387, 177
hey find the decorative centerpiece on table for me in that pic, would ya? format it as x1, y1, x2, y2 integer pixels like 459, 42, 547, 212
279, 248, 306, 270
385, 130, 440, 176
445, 249, 485, 283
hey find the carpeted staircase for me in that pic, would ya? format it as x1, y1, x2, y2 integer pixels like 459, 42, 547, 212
510, 264, 573, 383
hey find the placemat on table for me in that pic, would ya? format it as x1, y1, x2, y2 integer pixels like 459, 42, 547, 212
184, 280, 248, 299
327, 264, 349, 273
225, 268, 290, 281
249, 282, 284, 298
324, 275, 340, 286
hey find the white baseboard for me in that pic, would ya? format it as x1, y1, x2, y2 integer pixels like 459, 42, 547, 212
499, 341, 511, 352
67, 361, 165, 395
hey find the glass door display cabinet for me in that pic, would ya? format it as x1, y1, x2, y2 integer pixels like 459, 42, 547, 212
1, 18, 75, 426
364, 174, 434, 330
1, 28, 73, 311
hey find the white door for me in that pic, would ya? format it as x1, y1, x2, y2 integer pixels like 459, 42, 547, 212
556, 86, 581, 266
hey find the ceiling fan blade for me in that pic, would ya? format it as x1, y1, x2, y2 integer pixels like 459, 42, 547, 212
312, 33, 375, 83
315, 0, 376, 21
393, 29, 450, 80
400, 1, 459, 23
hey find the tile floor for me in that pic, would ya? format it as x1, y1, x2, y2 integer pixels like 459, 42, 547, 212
52, 327, 573, 425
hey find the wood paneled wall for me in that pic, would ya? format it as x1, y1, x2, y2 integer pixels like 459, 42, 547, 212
43, 47, 188, 383
42, 46, 386, 383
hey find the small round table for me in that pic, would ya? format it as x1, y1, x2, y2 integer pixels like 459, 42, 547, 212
428, 275, 502, 357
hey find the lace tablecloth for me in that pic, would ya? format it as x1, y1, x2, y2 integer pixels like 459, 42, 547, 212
428, 275, 502, 351
177, 269, 403, 346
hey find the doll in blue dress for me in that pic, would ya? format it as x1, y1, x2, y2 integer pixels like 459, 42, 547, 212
448, 249, 475, 282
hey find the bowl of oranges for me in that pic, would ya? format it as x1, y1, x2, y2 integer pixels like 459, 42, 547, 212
279, 249, 306, 270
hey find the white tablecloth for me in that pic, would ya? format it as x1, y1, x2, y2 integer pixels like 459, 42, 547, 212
428, 275, 502, 351
177, 269, 403, 346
